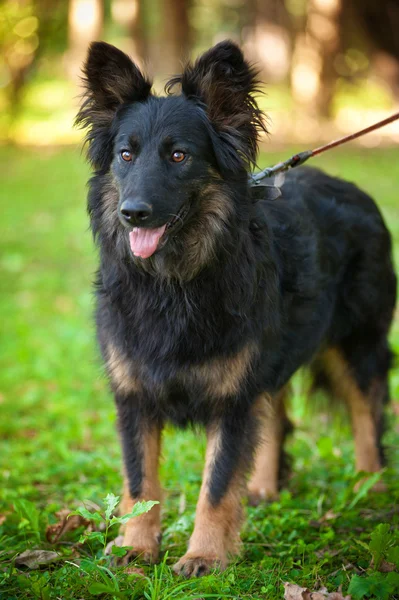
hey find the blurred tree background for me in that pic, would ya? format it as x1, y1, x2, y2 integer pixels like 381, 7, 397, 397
0, 0, 399, 146
1, 6, 399, 597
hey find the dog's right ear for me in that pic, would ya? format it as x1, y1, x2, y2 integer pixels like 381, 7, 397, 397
76, 42, 152, 169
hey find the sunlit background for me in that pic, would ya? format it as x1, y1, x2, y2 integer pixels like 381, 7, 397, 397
1, 0, 399, 148
1, 4, 399, 598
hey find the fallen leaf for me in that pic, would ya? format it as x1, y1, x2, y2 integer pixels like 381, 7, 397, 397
379, 560, 396, 573
369, 557, 396, 572
124, 566, 145, 577
0, 514, 6, 525
321, 510, 339, 522
284, 582, 351, 600
46, 509, 90, 543
284, 582, 311, 599
15, 549, 61, 569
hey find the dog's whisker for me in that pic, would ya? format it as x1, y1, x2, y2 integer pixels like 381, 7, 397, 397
167, 212, 184, 225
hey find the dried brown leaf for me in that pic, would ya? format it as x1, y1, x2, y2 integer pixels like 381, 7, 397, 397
369, 557, 396, 572
124, 566, 145, 577
321, 510, 339, 522
284, 582, 351, 600
0, 514, 6, 526
284, 582, 311, 599
379, 560, 396, 573
15, 549, 61, 569
46, 509, 89, 543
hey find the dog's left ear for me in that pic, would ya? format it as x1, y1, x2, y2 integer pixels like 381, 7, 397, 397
167, 40, 267, 170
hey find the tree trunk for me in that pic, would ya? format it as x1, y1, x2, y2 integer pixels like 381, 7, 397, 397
290, 0, 342, 120
157, 0, 191, 78
111, 0, 147, 67
3, 0, 39, 135
243, 0, 292, 83
66, 0, 104, 81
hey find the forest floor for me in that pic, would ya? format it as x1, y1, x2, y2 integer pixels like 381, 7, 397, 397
1, 146, 399, 599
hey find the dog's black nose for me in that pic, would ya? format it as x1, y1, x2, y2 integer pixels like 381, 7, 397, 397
120, 199, 152, 225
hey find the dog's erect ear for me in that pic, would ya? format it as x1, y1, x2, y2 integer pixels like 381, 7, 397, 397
82, 41, 151, 110
76, 42, 152, 169
167, 40, 267, 170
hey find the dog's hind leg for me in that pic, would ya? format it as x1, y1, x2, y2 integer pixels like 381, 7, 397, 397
319, 345, 390, 487
247, 388, 292, 504
173, 402, 260, 577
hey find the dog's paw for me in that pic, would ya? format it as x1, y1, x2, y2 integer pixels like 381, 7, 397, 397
121, 545, 159, 565
106, 529, 161, 564
173, 553, 226, 578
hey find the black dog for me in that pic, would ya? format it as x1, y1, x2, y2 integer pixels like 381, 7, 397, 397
77, 40, 396, 577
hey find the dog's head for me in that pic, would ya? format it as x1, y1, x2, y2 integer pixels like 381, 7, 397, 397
77, 41, 266, 277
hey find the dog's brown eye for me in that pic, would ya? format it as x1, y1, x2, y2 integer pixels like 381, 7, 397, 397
171, 151, 186, 163
121, 150, 132, 162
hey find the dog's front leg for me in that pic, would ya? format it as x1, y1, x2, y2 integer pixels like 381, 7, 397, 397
116, 394, 162, 564
173, 410, 255, 577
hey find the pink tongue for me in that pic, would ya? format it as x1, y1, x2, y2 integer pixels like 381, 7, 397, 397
129, 225, 167, 259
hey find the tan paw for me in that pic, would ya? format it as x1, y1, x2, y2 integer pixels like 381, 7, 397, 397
107, 528, 161, 564
121, 544, 159, 565
173, 552, 226, 578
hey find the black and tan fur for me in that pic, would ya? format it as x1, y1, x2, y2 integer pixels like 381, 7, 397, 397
76, 40, 396, 576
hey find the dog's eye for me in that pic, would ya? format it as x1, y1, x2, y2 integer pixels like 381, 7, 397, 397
171, 151, 186, 163
121, 150, 132, 162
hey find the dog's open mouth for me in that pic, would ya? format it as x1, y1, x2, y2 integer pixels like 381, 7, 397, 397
129, 206, 188, 259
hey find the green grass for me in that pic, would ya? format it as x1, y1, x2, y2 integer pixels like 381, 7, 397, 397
0, 146, 399, 599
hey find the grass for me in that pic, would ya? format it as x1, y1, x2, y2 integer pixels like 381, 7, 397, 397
0, 145, 399, 599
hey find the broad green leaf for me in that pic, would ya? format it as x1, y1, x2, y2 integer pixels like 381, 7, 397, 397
369, 523, 391, 569
114, 501, 159, 525
104, 493, 120, 522
79, 531, 105, 545
386, 572, 399, 590
387, 546, 399, 567
369, 572, 396, 600
68, 507, 104, 524
348, 574, 373, 599
111, 545, 128, 557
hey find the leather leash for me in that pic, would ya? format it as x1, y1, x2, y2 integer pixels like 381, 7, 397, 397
251, 111, 399, 185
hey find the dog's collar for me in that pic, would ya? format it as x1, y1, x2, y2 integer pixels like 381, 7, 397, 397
250, 181, 281, 203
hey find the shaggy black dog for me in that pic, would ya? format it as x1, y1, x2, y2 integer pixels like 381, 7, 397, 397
76, 40, 396, 577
